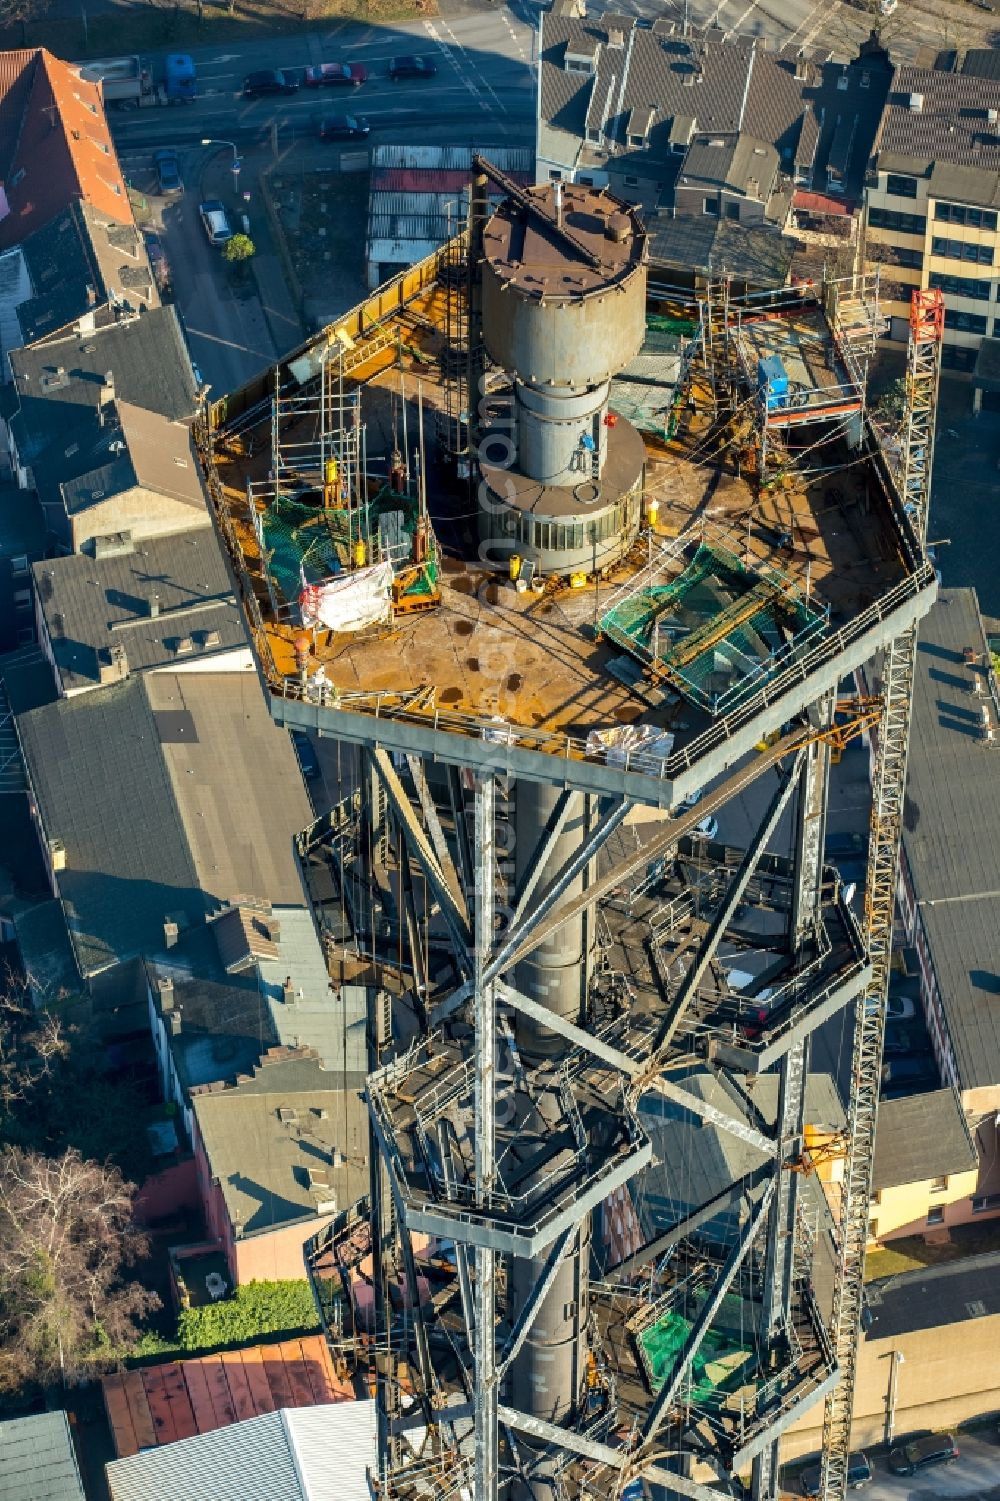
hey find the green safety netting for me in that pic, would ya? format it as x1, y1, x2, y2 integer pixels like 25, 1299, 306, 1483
600, 542, 826, 714
262, 485, 438, 607
639, 1306, 753, 1407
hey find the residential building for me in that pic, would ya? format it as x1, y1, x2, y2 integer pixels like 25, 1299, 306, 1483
32, 527, 251, 697
896, 589, 1000, 1122
7, 310, 200, 547
870, 1089, 980, 1243
0, 479, 44, 651
15, 669, 315, 980
106, 1399, 374, 1501
865, 54, 1000, 368
535, 8, 891, 287
0, 1410, 86, 1501
785, 1250, 1000, 1457
190, 1047, 368, 1283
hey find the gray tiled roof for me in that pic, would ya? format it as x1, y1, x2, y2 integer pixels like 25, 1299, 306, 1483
32, 527, 245, 694
904, 589, 1000, 1092
10, 303, 196, 468
872, 1088, 977, 1190
16, 670, 313, 976
191, 1050, 369, 1235
647, 213, 794, 286
877, 65, 1000, 183
865, 1249, 1000, 1339
17, 676, 204, 976
0, 1411, 85, 1501
538, 13, 891, 201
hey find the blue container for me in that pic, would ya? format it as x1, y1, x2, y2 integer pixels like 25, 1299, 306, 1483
757, 354, 788, 412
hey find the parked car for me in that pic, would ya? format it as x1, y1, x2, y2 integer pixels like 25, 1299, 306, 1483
888, 1434, 959, 1476
886, 990, 917, 1023
153, 148, 183, 194
290, 729, 321, 781
243, 68, 298, 97
316, 113, 371, 141
199, 200, 233, 246
388, 54, 437, 81
881, 1053, 938, 1098
799, 1452, 872, 1496
143, 230, 170, 291
883, 1021, 918, 1056
305, 61, 367, 87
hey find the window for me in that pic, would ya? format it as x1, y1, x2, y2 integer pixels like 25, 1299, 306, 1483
548, 170, 563, 182
929, 271, 992, 301
869, 206, 926, 235
891, 246, 924, 270
13, 589, 30, 609
886, 173, 919, 199
944, 308, 988, 335
868, 1217, 879, 1239
623, 174, 639, 187
578, 175, 594, 186
929, 1175, 949, 1192
726, 202, 740, 221
973, 1192, 1000, 1213
935, 200, 998, 231
11, 555, 29, 576
704, 197, 719, 216
926, 1205, 945, 1226
932, 235, 993, 265
871, 1189, 881, 1205
941, 344, 977, 371
861, 71, 871, 88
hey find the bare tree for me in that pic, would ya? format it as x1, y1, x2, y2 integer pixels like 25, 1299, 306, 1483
0, 1147, 159, 1390
0, 0, 50, 42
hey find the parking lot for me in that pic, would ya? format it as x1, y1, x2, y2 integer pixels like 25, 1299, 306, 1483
783, 1428, 1000, 1501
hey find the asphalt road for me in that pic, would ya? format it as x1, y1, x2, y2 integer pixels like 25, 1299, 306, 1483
109, 6, 535, 394
783, 1428, 1000, 1501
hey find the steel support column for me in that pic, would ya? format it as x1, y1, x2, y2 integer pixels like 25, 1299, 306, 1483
473, 776, 499, 1501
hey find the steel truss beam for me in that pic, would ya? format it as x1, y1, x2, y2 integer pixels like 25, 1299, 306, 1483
495, 980, 778, 1158
607, 1162, 774, 1280
641, 755, 804, 1072
474, 776, 499, 1501
496, 1407, 735, 1501
640, 1179, 774, 1447
406, 753, 469, 918
497, 1228, 575, 1379
370, 747, 474, 964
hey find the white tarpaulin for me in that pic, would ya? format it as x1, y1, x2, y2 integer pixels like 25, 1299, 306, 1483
586, 723, 675, 768
300, 561, 393, 633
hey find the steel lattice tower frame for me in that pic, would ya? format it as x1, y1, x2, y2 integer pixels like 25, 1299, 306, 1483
820, 288, 944, 1501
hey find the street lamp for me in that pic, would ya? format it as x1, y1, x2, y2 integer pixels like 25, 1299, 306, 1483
201, 138, 242, 181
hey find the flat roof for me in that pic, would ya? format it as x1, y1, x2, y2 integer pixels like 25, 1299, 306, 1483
872, 1088, 977, 1190
904, 588, 1000, 1092
866, 1248, 1000, 1340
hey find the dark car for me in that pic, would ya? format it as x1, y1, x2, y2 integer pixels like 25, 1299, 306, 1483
143, 230, 170, 291
243, 69, 298, 97
388, 54, 437, 81
883, 1021, 918, 1056
316, 113, 370, 140
290, 729, 321, 781
888, 1434, 959, 1475
881, 1053, 938, 1098
304, 61, 367, 87
154, 148, 182, 194
799, 1453, 872, 1496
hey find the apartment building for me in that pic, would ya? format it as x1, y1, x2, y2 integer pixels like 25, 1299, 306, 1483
865, 55, 1000, 369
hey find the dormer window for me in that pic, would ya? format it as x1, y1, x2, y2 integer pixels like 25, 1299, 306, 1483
564, 38, 599, 74
627, 106, 655, 149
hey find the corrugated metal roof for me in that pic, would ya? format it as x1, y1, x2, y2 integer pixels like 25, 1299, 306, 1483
106, 1403, 376, 1501
0, 1411, 86, 1501
372, 144, 532, 172
283, 1403, 376, 1501
372, 169, 532, 193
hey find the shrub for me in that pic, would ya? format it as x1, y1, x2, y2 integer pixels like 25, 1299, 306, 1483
223, 233, 255, 264
175, 1280, 321, 1354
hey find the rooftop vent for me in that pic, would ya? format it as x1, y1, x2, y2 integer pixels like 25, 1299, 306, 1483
202, 628, 221, 648
169, 1010, 182, 1035
307, 1167, 331, 1190
158, 976, 174, 1011
908, 92, 924, 113
174, 636, 193, 655
964, 646, 979, 665
49, 838, 66, 872
278, 1106, 297, 1124
92, 530, 134, 560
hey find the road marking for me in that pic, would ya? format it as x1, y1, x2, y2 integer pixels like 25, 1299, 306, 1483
723, 0, 761, 37
425, 14, 509, 116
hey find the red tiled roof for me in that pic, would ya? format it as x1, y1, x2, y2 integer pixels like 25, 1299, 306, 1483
792, 189, 856, 217
0, 47, 130, 250
372, 168, 533, 193
102, 1335, 353, 1458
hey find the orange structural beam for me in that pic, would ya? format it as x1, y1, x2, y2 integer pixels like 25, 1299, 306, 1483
910, 287, 944, 344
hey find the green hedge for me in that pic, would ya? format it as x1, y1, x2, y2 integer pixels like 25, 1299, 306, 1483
176, 1280, 321, 1353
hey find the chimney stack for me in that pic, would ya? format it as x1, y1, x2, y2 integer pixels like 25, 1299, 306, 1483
158, 976, 174, 1011
169, 1009, 182, 1035
164, 919, 179, 949
283, 976, 296, 1006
